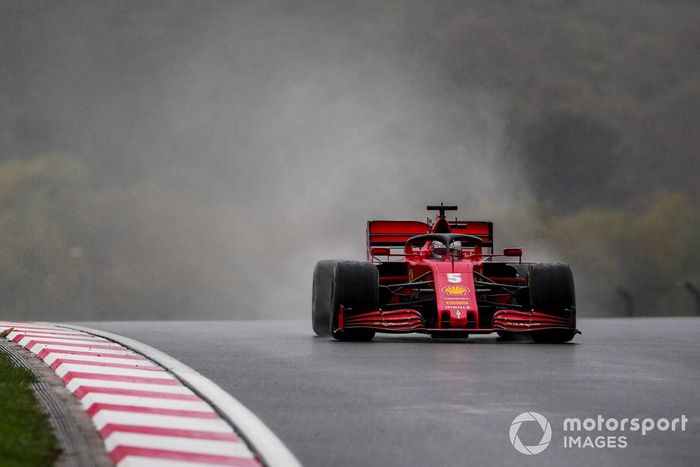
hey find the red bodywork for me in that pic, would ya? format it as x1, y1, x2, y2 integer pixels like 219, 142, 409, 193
335, 209, 577, 336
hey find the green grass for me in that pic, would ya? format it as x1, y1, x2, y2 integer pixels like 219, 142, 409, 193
0, 351, 61, 466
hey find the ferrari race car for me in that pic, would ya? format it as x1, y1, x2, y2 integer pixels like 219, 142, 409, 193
312, 204, 579, 343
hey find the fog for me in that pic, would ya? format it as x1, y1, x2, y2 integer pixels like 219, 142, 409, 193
0, 1, 514, 320
3, 1, 695, 320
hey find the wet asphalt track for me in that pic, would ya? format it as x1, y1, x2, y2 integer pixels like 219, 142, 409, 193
78, 318, 699, 467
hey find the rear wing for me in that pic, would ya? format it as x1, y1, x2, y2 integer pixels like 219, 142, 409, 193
366, 219, 493, 261
447, 221, 493, 248
367, 221, 428, 247
366, 220, 428, 261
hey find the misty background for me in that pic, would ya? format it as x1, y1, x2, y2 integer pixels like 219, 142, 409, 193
1, 0, 698, 320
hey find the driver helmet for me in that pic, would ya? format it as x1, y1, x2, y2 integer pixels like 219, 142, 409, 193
450, 241, 463, 258
431, 240, 447, 258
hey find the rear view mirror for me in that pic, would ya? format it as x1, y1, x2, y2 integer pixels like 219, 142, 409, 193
371, 247, 391, 256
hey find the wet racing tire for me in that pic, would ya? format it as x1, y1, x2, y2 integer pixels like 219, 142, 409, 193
497, 331, 516, 340
312, 260, 337, 337
312, 260, 378, 341
531, 328, 577, 343
528, 262, 577, 343
330, 261, 378, 341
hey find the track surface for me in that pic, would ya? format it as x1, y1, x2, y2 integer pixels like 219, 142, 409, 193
79, 318, 699, 467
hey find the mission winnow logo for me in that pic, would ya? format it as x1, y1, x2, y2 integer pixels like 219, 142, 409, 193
509, 412, 688, 454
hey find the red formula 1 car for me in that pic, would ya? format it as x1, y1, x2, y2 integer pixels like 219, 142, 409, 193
312, 204, 579, 343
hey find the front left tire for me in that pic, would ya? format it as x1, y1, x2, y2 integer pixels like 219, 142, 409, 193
528, 262, 577, 343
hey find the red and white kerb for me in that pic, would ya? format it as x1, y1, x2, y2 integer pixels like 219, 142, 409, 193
0, 322, 261, 467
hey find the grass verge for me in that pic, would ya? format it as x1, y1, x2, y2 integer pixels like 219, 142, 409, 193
0, 349, 61, 466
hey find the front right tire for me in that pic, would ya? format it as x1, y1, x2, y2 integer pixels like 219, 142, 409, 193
312, 260, 378, 341
531, 328, 577, 343
312, 260, 337, 337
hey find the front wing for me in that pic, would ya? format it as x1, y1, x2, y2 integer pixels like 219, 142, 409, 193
339, 307, 576, 334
